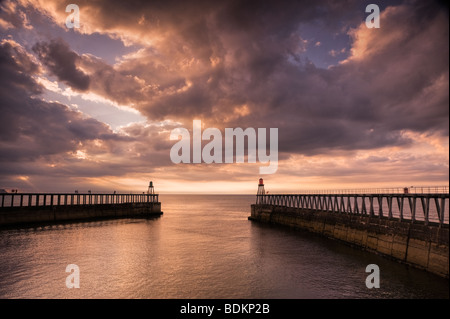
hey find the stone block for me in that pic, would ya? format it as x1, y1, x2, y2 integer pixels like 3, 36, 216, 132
366, 235, 378, 250
406, 238, 429, 268
427, 243, 449, 278
376, 233, 393, 255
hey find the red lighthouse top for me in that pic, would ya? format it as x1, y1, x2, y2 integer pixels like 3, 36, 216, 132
259, 178, 264, 186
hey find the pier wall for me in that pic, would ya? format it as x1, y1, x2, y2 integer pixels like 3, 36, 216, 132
0, 202, 162, 228
249, 204, 449, 278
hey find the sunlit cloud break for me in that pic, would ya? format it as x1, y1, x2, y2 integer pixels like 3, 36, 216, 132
0, 0, 448, 193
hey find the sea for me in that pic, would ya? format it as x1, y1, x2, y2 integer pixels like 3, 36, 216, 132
0, 194, 448, 299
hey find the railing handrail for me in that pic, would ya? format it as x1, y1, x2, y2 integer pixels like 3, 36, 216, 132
294, 185, 449, 195
0, 192, 159, 195
255, 193, 449, 225
257, 193, 449, 196
0, 193, 159, 209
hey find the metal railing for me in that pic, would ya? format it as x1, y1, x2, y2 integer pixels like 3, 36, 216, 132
256, 193, 449, 225
0, 193, 159, 209
297, 186, 449, 195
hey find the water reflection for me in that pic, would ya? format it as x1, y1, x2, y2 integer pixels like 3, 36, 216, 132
0, 195, 448, 299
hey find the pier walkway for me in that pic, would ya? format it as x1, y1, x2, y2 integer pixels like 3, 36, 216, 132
1, 192, 158, 208
256, 192, 449, 225
0, 192, 162, 228
250, 185, 449, 278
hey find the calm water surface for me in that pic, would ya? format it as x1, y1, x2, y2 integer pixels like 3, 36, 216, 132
0, 195, 448, 299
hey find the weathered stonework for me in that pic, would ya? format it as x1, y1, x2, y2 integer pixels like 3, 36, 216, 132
0, 202, 162, 228
249, 204, 449, 279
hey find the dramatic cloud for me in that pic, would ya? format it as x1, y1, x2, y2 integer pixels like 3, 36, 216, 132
0, 40, 125, 170
0, 40, 183, 192
32, 38, 90, 91
0, 0, 448, 192
0, 41, 112, 161
21, 0, 445, 155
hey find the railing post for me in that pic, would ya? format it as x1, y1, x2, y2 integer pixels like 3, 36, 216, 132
421, 196, 429, 225
440, 196, 446, 225
387, 196, 393, 219
378, 196, 383, 218
339, 196, 344, 213
346, 196, 349, 212
354, 196, 359, 214
398, 196, 404, 221
369, 196, 374, 217
409, 196, 416, 223
361, 195, 366, 215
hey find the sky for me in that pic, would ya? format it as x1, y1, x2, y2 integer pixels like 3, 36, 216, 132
0, 0, 448, 194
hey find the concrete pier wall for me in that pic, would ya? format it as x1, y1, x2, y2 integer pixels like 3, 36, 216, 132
249, 204, 449, 278
0, 202, 162, 228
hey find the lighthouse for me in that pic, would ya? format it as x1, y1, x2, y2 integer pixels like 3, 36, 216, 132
257, 178, 265, 195
257, 178, 265, 204
147, 181, 155, 195
147, 181, 155, 203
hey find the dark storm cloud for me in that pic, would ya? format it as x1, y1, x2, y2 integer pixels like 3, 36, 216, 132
16, 0, 443, 160
0, 40, 118, 164
61, 0, 446, 156
0, 0, 32, 30
32, 38, 90, 91
183, 0, 448, 155
0, 38, 182, 186
78, 52, 148, 106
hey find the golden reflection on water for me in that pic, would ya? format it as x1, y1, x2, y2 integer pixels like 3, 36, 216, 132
0, 195, 448, 299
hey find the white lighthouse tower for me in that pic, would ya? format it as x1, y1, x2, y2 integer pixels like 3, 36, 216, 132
147, 181, 155, 195
257, 178, 265, 204
147, 181, 155, 202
